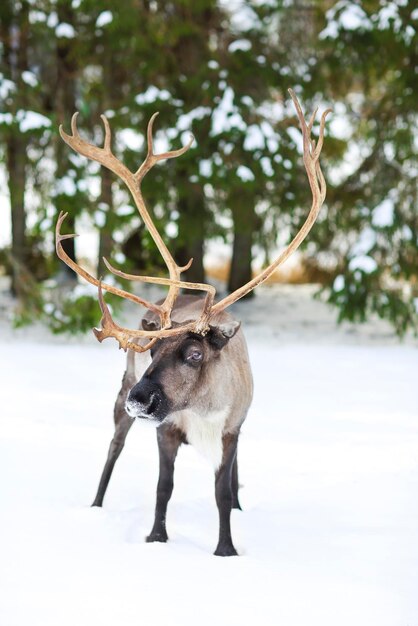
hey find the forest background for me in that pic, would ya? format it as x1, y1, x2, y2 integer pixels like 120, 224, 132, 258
0, 0, 416, 336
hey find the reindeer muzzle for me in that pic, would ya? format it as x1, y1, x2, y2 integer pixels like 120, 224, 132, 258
125, 379, 169, 422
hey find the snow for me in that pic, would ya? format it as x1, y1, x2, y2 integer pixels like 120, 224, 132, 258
243, 125, 265, 151
350, 227, 377, 256
372, 197, 395, 228
176, 106, 211, 131
116, 204, 134, 217
402, 224, 413, 241
320, 1, 372, 39
286, 126, 303, 153
0, 284, 417, 626
240, 95, 254, 107
165, 222, 178, 238
94, 209, 106, 228
17, 110, 51, 133
220, 0, 259, 31
68, 283, 99, 299
236, 164, 255, 182
333, 274, 345, 292
0, 109, 51, 132
21, 71, 39, 88
135, 86, 178, 106
55, 23, 76, 38
376, 4, 403, 32
0, 112, 13, 125
0, 76, 16, 99
117, 128, 144, 152
228, 39, 252, 53
96, 11, 113, 28
328, 103, 352, 141
29, 10, 47, 24
348, 255, 378, 273
260, 156, 274, 177
55, 175, 77, 197
199, 159, 213, 177
338, 3, 371, 30
260, 119, 279, 152
211, 87, 247, 135
47, 12, 58, 28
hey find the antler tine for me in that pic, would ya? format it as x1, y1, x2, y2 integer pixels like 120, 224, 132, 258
55, 211, 161, 315
314, 107, 332, 159
70, 112, 80, 137
146, 112, 159, 159
210, 89, 331, 316
147, 112, 195, 162
93, 281, 158, 353
59, 111, 131, 185
178, 258, 194, 273
134, 112, 194, 182
103, 257, 215, 296
307, 107, 318, 134
289, 90, 315, 158
316, 157, 326, 204
101, 114, 112, 152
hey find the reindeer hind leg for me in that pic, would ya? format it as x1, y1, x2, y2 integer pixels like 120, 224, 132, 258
214, 432, 240, 556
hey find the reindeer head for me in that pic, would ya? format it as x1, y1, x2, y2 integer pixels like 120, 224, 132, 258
125, 314, 241, 421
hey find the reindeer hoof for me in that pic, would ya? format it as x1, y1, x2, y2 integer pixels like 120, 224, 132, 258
146, 531, 168, 543
214, 544, 238, 557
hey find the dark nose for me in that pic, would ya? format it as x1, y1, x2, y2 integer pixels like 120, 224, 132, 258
125, 377, 168, 421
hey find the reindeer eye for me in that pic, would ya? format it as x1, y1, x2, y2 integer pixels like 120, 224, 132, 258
185, 348, 203, 364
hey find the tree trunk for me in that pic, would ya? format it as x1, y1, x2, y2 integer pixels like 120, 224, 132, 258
54, 0, 78, 281
7, 134, 27, 296
1, 1, 30, 295
228, 193, 256, 296
175, 176, 205, 285
228, 231, 253, 294
172, 164, 206, 288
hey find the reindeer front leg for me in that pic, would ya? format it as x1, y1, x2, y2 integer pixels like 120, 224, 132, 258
214, 432, 240, 556
146, 423, 183, 543
92, 370, 136, 507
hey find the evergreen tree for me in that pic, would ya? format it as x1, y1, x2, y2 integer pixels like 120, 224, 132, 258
307, 0, 417, 333
0, 1, 53, 315
0, 0, 416, 335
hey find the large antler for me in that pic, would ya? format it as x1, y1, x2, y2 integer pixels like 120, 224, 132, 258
56, 113, 215, 352
56, 89, 330, 352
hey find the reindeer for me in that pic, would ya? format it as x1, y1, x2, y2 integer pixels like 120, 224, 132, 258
56, 89, 330, 556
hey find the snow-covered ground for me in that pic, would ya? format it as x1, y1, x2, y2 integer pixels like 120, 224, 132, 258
1, 284, 417, 626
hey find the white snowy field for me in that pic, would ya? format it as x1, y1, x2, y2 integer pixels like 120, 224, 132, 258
0, 285, 417, 626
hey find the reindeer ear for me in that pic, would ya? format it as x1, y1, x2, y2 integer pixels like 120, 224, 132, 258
208, 320, 241, 349
216, 320, 241, 339
142, 318, 161, 332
